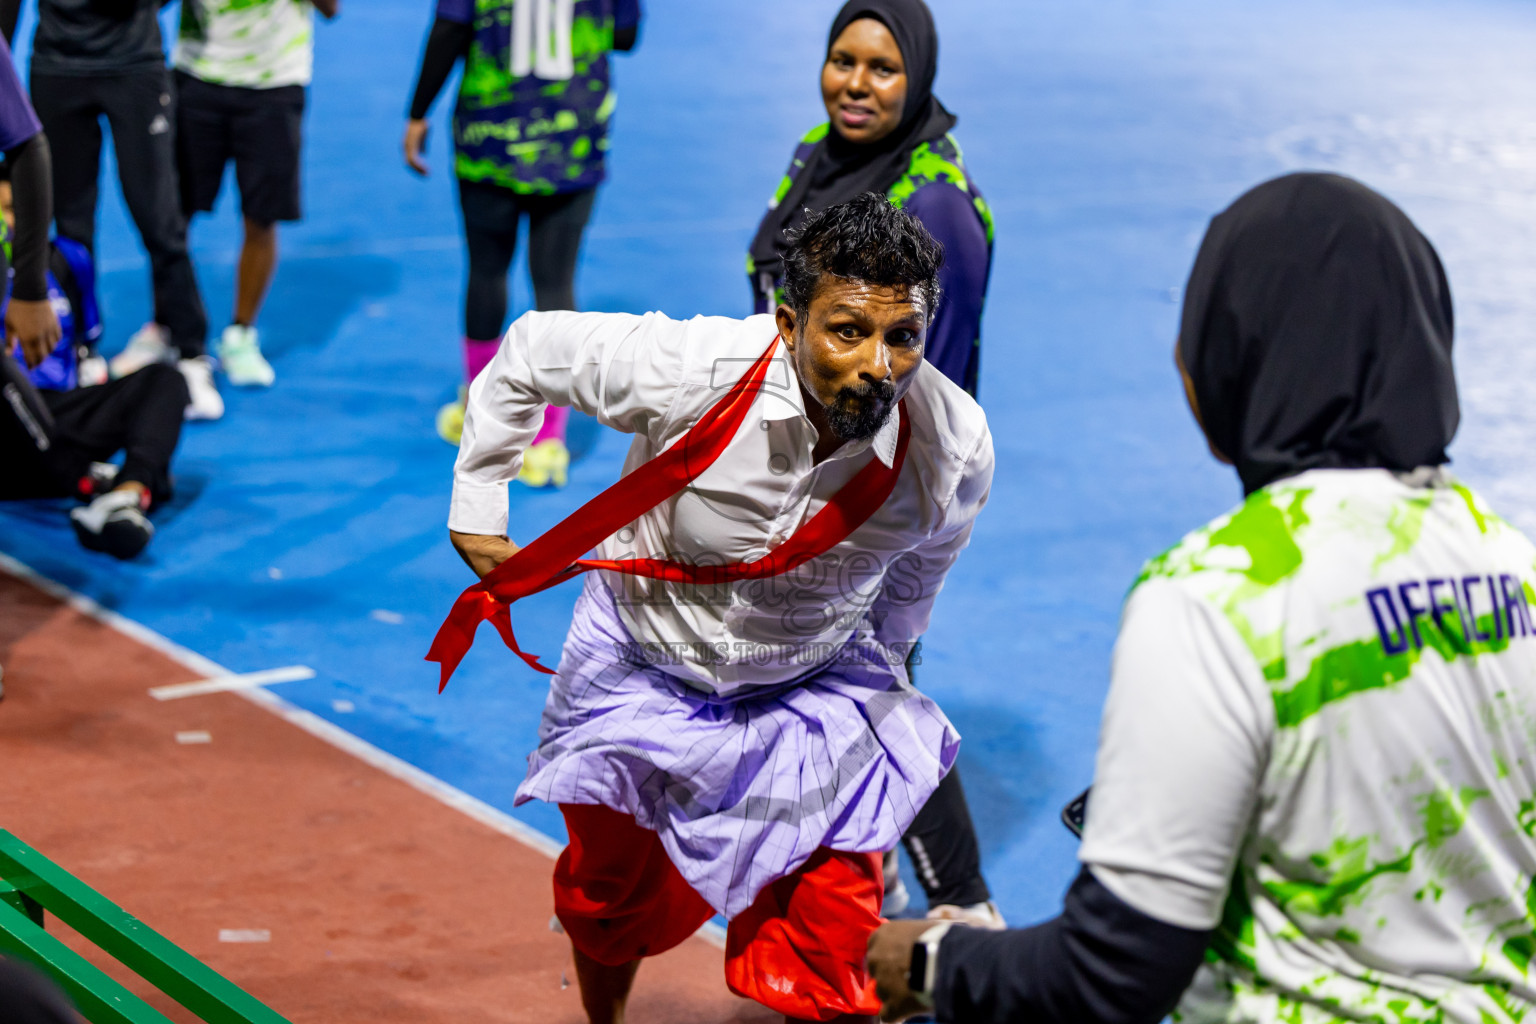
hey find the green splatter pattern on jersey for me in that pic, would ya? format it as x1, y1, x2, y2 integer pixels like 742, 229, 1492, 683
1146, 470, 1536, 1023
175, 0, 314, 88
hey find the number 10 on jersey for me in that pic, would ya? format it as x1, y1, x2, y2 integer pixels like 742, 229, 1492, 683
510, 0, 576, 81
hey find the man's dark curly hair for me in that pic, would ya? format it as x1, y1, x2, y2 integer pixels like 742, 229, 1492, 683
781, 193, 944, 323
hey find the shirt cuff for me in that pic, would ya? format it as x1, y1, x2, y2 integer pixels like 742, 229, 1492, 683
448, 477, 509, 536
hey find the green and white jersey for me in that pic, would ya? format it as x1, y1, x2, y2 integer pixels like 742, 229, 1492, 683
174, 0, 315, 89
1079, 467, 1536, 1023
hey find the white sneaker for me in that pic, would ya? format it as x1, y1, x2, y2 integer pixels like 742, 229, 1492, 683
77, 354, 109, 387
926, 900, 1008, 930
178, 356, 225, 421
110, 323, 175, 379
217, 324, 275, 387
70, 489, 154, 560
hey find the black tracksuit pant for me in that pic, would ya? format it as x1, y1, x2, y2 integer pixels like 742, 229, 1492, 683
1, 354, 185, 506
30, 68, 208, 358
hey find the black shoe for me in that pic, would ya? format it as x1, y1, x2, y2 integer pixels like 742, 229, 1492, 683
70, 491, 153, 560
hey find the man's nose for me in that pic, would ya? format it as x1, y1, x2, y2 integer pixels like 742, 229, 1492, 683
859, 339, 893, 382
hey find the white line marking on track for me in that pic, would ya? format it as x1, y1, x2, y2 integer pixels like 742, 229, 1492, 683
149, 665, 316, 701
218, 929, 270, 943
0, 552, 729, 949
176, 731, 212, 744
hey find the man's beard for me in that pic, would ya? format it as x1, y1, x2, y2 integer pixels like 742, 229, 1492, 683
822, 379, 897, 441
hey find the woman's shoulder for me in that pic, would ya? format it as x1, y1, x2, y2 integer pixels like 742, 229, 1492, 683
888, 134, 993, 240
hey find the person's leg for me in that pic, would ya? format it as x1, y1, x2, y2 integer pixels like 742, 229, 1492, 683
554, 803, 715, 1024
524, 186, 596, 313
102, 68, 209, 360
459, 179, 521, 372
235, 216, 277, 326
227, 83, 304, 329
0, 354, 78, 501
437, 180, 520, 443
724, 848, 883, 1023
901, 766, 993, 910
28, 72, 103, 253
44, 363, 187, 506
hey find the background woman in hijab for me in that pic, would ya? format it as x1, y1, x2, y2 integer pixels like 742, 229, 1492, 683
749, 0, 992, 398
750, 0, 1002, 932
868, 172, 1536, 1024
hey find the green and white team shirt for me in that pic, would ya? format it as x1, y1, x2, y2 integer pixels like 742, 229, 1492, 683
1079, 467, 1536, 1023
175, 0, 315, 89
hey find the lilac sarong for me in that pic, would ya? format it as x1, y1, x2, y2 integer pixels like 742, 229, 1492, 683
515, 576, 960, 918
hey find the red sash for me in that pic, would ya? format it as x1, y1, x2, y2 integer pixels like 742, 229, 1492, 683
426, 337, 911, 691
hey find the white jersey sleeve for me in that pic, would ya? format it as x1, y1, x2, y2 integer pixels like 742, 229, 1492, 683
1079, 577, 1275, 931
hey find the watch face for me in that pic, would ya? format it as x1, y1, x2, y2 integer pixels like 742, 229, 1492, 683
908, 938, 930, 993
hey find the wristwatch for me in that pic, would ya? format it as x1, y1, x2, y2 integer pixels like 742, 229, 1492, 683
907, 920, 956, 1009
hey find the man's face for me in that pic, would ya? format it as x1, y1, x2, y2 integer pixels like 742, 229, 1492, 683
776, 275, 927, 442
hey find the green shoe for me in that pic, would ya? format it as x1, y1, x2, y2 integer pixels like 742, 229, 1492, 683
436, 396, 465, 446
517, 438, 570, 489
217, 324, 275, 387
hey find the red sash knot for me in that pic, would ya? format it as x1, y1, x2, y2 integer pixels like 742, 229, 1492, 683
426, 336, 911, 691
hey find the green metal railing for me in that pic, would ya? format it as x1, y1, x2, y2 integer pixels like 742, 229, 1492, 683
0, 830, 291, 1024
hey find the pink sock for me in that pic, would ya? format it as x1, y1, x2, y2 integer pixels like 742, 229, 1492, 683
464, 337, 500, 384
533, 404, 569, 445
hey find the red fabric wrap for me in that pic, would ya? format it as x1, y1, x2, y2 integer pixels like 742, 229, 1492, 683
554, 805, 884, 1020
426, 335, 912, 691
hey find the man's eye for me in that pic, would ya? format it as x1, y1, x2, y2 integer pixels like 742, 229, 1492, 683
888, 330, 917, 347
837, 326, 861, 340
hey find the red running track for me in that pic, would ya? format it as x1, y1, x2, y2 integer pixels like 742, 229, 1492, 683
0, 566, 775, 1024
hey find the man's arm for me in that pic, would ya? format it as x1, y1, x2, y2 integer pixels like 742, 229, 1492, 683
449, 309, 685, 548
0, 35, 61, 368
869, 423, 993, 647
869, 580, 1271, 1022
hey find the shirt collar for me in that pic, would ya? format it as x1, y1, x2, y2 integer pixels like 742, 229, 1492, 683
769, 357, 900, 468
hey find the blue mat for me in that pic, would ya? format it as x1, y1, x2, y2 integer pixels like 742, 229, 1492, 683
6, 0, 1536, 926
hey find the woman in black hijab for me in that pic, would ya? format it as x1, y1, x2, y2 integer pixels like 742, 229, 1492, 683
749, 0, 993, 396
1177, 171, 1457, 492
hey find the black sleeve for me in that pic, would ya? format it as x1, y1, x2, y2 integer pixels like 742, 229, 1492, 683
408, 17, 473, 120
0, 0, 20, 43
5, 131, 52, 302
935, 868, 1212, 1024
613, 24, 638, 51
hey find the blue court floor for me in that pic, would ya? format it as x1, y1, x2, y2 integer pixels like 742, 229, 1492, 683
6, 0, 1536, 925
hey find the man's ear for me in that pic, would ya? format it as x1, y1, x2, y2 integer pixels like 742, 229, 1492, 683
775, 304, 800, 353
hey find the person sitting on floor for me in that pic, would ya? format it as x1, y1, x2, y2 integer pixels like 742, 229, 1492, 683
0, 91, 188, 560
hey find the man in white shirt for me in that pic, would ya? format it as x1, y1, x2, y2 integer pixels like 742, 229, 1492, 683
432, 194, 993, 1023
867, 174, 1536, 1023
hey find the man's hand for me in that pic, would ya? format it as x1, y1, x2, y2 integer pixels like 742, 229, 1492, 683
404, 119, 430, 176
7, 298, 62, 369
867, 919, 938, 1022
312, 0, 338, 18
450, 529, 519, 578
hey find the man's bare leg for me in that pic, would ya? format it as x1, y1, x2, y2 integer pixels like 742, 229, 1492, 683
235, 216, 277, 327
572, 946, 641, 1024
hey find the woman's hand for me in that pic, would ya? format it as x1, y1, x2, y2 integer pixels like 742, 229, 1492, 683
404, 119, 431, 176
450, 530, 519, 579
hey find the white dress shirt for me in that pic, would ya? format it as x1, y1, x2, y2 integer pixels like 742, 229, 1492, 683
451, 310, 994, 695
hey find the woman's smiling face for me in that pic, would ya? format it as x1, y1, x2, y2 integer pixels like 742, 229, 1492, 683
821, 17, 908, 145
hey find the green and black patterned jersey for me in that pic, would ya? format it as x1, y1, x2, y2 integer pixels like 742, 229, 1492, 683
1082, 467, 1536, 1023
439, 0, 640, 194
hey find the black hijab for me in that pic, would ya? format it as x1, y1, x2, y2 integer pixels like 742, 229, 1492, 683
748, 0, 957, 284
1177, 172, 1458, 495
